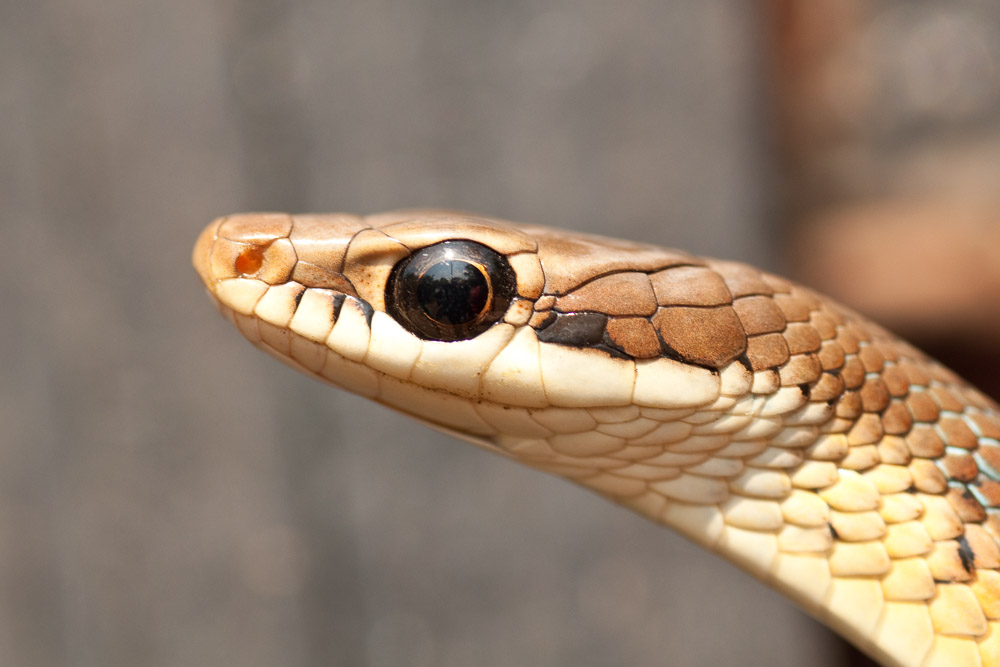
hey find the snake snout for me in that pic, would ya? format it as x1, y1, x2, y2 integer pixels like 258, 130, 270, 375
193, 214, 371, 329
191, 217, 220, 287
193, 214, 299, 289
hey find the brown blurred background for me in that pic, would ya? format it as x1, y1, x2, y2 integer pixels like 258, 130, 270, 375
772, 0, 1000, 404
2, 1, 998, 666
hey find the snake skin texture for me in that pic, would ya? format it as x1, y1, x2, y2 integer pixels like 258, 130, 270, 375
194, 211, 1000, 666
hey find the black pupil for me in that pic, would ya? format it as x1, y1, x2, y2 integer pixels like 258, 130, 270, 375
416, 260, 489, 325
386, 239, 515, 342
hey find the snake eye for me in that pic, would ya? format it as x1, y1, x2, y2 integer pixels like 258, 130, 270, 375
386, 240, 516, 341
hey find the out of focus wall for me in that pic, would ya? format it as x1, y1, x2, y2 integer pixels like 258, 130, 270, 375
3, 1, 997, 666
771, 0, 1000, 397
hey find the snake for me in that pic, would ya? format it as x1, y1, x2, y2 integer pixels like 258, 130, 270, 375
193, 210, 1000, 666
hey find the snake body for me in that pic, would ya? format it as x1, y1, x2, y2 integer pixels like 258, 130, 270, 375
194, 210, 1000, 666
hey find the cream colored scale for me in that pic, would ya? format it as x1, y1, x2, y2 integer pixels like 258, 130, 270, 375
194, 210, 1000, 667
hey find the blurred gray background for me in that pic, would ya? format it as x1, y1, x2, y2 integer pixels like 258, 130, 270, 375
7, 1, 998, 666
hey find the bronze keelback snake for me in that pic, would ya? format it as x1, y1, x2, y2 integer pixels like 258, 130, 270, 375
193, 210, 1000, 666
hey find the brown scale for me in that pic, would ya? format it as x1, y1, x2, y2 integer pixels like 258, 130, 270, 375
880, 401, 913, 435
906, 392, 941, 422
816, 340, 846, 371
906, 426, 946, 458
979, 445, 1000, 476
604, 318, 661, 358
858, 345, 886, 373
840, 357, 866, 390
809, 310, 840, 339
836, 391, 863, 420
650, 306, 747, 368
810, 373, 844, 402
649, 265, 733, 307
783, 323, 823, 355
901, 361, 932, 388
943, 454, 983, 483
881, 365, 911, 397
553, 272, 657, 316
732, 295, 787, 337
978, 479, 1000, 507
940, 416, 979, 449
931, 385, 967, 412
859, 377, 891, 413
710, 260, 776, 298
773, 292, 812, 322
972, 414, 1000, 440
778, 354, 822, 387
948, 487, 988, 523
745, 333, 789, 370
837, 327, 862, 356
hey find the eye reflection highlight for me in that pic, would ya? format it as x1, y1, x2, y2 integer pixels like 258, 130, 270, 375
385, 240, 516, 341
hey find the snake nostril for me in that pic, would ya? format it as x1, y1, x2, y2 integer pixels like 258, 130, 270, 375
235, 242, 271, 276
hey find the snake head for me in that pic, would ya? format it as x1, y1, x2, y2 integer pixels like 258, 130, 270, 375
191, 211, 540, 451
192, 210, 747, 457
191, 211, 906, 505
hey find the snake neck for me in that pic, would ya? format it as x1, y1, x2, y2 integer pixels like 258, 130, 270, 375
195, 212, 1000, 667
